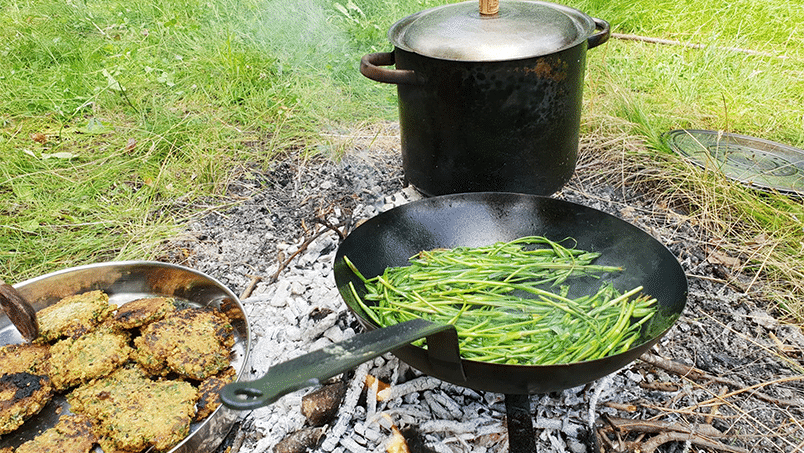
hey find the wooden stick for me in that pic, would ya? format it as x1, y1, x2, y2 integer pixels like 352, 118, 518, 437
639, 352, 801, 407
603, 401, 638, 412
269, 228, 330, 282
612, 32, 777, 58
238, 218, 347, 299
705, 386, 729, 425
240, 275, 262, 300
640, 431, 750, 453
604, 416, 722, 437
229, 425, 248, 453
603, 416, 749, 453
694, 375, 804, 409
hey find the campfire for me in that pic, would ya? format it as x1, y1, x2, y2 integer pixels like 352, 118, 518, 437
169, 125, 803, 453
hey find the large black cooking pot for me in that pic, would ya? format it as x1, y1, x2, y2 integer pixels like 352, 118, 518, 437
360, 1, 610, 196
221, 193, 686, 411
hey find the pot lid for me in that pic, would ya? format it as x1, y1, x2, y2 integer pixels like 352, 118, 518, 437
389, 0, 597, 62
665, 129, 804, 196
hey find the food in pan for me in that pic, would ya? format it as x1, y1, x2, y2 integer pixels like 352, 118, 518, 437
0, 373, 53, 436
0, 289, 237, 452
346, 235, 658, 365
48, 328, 132, 390
0, 343, 53, 435
110, 296, 176, 330
193, 366, 236, 421
13, 414, 97, 453
0, 342, 51, 376
133, 307, 234, 380
68, 366, 198, 452
36, 290, 116, 341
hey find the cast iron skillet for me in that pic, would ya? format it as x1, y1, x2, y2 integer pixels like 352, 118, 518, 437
221, 193, 687, 409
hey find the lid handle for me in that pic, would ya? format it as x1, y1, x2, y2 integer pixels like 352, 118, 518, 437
479, 0, 499, 16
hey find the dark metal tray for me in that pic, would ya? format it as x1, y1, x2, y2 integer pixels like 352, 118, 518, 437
665, 129, 804, 196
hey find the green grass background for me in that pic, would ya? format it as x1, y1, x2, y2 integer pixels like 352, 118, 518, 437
1, 0, 803, 319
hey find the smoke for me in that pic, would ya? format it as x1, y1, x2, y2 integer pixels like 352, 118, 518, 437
245, 0, 354, 76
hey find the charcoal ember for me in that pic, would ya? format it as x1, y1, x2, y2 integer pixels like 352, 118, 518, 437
273, 426, 326, 453
301, 380, 347, 426
166, 131, 802, 453
309, 307, 335, 322
365, 374, 390, 399
386, 425, 411, 453
399, 427, 439, 453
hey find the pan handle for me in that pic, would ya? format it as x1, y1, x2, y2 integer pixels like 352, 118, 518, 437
360, 52, 420, 85
587, 18, 611, 49
220, 318, 464, 410
0, 281, 39, 342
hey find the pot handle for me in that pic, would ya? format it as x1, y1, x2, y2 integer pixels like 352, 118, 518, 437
360, 52, 419, 85
219, 318, 464, 410
587, 18, 611, 49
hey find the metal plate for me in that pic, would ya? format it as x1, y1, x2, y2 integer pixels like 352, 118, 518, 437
0, 261, 251, 453
665, 129, 804, 196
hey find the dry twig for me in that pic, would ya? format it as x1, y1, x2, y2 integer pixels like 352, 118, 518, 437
705, 386, 729, 424
640, 352, 802, 407
600, 416, 749, 453
612, 32, 777, 58
240, 274, 263, 300
603, 415, 722, 436
639, 431, 748, 453
239, 217, 349, 299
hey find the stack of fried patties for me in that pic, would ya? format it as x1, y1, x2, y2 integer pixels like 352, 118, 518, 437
0, 290, 236, 453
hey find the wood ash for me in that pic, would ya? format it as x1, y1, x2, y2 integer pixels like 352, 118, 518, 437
166, 126, 804, 453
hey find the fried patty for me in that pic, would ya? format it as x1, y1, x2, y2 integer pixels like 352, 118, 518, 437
48, 329, 132, 390
133, 307, 234, 380
96, 436, 142, 453
194, 366, 236, 421
68, 366, 198, 452
36, 290, 115, 342
14, 414, 97, 453
111, 297, 176, 330
0, 342, 51, 375
0, 372, 53, 435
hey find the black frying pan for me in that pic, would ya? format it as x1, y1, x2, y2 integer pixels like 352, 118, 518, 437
221, 193, 687, 409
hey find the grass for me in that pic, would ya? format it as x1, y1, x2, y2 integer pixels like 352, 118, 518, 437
567, 0, 804, 321
1, 0, 803, 322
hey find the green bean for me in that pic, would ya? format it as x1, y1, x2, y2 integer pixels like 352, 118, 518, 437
344, 236, 658, 365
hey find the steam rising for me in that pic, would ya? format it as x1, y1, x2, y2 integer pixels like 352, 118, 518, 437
247, 0, 352, 75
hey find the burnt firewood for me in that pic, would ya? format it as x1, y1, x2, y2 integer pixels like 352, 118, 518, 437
301, 380, 347, 426
273, 427, 326, 453
399, 427, 439, 453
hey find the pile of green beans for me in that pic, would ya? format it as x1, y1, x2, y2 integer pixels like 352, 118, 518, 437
345, 236, 657, 365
